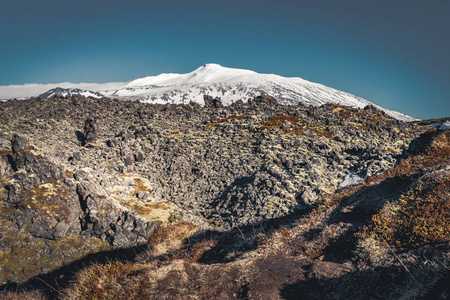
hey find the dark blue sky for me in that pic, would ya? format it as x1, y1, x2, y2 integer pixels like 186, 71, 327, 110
1, 0, 449, 119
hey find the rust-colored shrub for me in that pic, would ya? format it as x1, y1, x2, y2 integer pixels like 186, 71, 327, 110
358, 169, 450, 248
426, 130, 450, 161
280, 228, 291, 242
259, 114, 299, 131
206, 115, 246, 128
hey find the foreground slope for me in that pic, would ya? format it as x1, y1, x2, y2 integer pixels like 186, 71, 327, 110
0, 95, 447, 299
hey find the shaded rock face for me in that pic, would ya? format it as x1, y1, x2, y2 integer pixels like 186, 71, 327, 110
3, 135, 81, 241
74, 167, 156, 247
5, 134, 156, 246
82, 118, 97, 145
204, 95, 223, 108
0, 134, 159, 283
0, 94, 428, 283
11, 134, 29, 154
249, 93, 278, 106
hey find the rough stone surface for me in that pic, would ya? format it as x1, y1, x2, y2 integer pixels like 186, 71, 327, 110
0, 94, 429, 284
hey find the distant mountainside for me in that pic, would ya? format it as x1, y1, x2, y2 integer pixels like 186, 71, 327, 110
39, 87, 104, 99
1, 64, 416, 121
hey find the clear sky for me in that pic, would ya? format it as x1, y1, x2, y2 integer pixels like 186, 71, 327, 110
1, 0, 449, 119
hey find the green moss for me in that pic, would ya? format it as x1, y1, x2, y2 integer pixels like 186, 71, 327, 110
19, 179, 71, 222
120, 199, 178, 224
51, 235, 108, 253
259, 114, 332, 138
0, 225, 110, 284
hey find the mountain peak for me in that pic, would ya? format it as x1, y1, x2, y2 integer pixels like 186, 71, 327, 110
38, 87, 103, 99
191, 63, 257, 77
200, 63, 224, 69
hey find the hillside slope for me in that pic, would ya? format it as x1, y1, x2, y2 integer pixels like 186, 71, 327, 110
0, 95, 447, 299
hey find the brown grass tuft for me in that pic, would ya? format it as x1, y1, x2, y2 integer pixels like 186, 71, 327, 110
62, 260, 153, 300
358, 168, 450, 248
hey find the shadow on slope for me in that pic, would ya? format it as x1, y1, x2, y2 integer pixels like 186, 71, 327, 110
280, 263, 449, 300
320, 174, 420, 263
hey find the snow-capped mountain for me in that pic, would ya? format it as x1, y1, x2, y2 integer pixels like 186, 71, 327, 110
39, 87, 104, 99
0, 82, 127, 100
0, 64, 416, 121
103, 64, 414, 121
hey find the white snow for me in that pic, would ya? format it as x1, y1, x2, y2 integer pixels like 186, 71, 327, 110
0, 63, 417, 121
443, 121, 450, 129
39, 87, 104, 99
339, 173, 364, 188
0, 82, 127, 100
427, 120, 450, 130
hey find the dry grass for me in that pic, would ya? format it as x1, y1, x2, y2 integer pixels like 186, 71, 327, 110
63, 260, 247, 300
358, 167, 450, 248
0, 290, 48, 300
132, 177, 152, 194
166, 239, 218, 263
62, 261, 153, 300
152, 261, 246, 299
248, 252, 304, 300
145, 221, 198, 257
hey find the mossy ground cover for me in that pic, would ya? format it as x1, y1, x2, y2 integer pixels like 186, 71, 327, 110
259, 114, 333, 138
359, 166, 450, 248
0, 222, 109, 283
20, 179, 71, 222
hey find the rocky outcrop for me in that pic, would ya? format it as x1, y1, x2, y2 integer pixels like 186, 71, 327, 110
249, 93, 278, 106
204, 95, 223, 108
75, 167, 156, 247
1, 136, 78, 238
0, 134, 160, 282
82, 118, 97, 145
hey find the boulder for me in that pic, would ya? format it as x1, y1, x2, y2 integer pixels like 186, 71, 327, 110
204, 95, 223, 108
249, 94, 278, 106
83, 118, 97, 145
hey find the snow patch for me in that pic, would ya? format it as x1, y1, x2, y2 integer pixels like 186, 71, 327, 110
427, 120, 450, 130
340, 173, 364, 188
